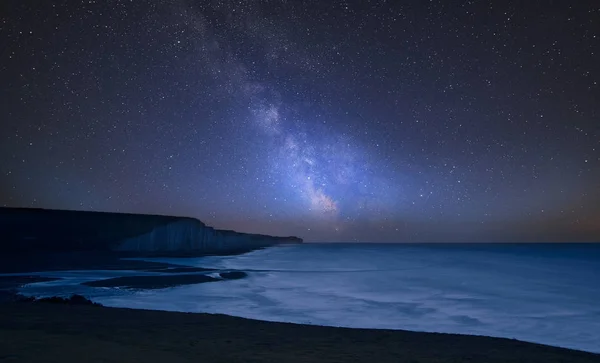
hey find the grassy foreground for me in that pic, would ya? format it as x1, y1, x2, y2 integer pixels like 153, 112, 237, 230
0, 303, 599, 363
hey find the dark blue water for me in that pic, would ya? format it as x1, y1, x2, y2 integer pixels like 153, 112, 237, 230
18, 243, 600, 353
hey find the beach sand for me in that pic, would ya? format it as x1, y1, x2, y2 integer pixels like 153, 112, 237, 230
1, 302, 599, 363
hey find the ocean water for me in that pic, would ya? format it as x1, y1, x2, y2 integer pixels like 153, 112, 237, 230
17, 243, 600, 353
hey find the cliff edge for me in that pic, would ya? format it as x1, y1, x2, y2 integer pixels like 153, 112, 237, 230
0, 207, 302, 256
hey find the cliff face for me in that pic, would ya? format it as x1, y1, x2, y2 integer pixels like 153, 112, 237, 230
0, 207, 302, 256
114, 218, 302, 254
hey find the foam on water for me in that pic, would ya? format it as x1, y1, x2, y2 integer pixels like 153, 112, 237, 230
16, 243, 600, 353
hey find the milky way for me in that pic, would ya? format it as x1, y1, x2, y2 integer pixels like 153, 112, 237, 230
1, 1, 599, 242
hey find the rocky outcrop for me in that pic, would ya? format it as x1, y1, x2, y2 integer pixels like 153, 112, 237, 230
82, 271, 248, 289
0, 207, 302, 256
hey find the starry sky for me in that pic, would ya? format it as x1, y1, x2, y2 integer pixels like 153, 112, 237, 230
1, 0, 599, 242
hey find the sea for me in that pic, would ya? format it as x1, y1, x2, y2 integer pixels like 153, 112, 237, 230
16, 243, 600, 353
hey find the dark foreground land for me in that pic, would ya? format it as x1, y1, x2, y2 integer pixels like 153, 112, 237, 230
1, 303, 599, 363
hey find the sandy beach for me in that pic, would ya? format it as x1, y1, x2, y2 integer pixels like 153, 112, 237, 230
1, 302, 599, 363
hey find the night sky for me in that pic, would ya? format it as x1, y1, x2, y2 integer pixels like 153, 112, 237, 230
1, 1, 599, 242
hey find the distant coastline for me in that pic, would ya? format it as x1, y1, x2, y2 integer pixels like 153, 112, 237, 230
0, 207, 302, 256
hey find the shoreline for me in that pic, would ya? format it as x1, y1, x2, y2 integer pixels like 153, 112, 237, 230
2, 250, 599, 359
1, 301, 599, 363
